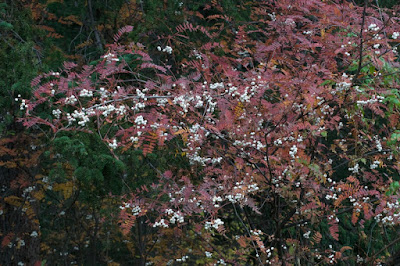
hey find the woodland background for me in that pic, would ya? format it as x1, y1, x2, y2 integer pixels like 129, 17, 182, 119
2, 0, 400, 265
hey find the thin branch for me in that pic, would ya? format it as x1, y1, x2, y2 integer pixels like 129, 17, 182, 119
354, 0, 369, 83
232, 203, 263, 265
367, 234, 400, 264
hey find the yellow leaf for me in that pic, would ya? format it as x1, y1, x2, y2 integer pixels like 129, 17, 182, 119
32, 190, 45, 201
63, 15, 83, 26
35, 174, 44, 180
234, 102, 244, 118
174, 128, 189, 142
53, 181, 74, 199
41, 243, 50, 252
25, 206, 36, 219
4, 196, 23, 207
0, 161, 17, 168
174, 128, 189, 136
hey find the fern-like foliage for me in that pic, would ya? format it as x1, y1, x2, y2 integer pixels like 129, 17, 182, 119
113, 25, 134, 43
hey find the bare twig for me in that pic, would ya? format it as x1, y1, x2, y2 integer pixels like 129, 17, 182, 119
354, 0, 369, 83
367, 234, 400, 265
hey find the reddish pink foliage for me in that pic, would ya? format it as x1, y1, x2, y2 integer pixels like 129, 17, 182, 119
22, 1, 400, 264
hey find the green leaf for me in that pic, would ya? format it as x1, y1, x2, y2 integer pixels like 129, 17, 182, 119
387, 181, 400, 196
369, 65, 375, 74
320, 80, 335, 87
0, 21, 13, 30
89, 59, 101, 66
393, 181, 400, 191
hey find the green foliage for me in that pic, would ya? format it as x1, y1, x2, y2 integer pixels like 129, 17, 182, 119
0, 20, 13, 30
51, 133, 125, 196
0, 1, 60, 134
0, 4, 38, 111
387, 181, 400, 195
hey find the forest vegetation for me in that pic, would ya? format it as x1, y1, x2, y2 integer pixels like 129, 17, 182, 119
3, 0, 400, 265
